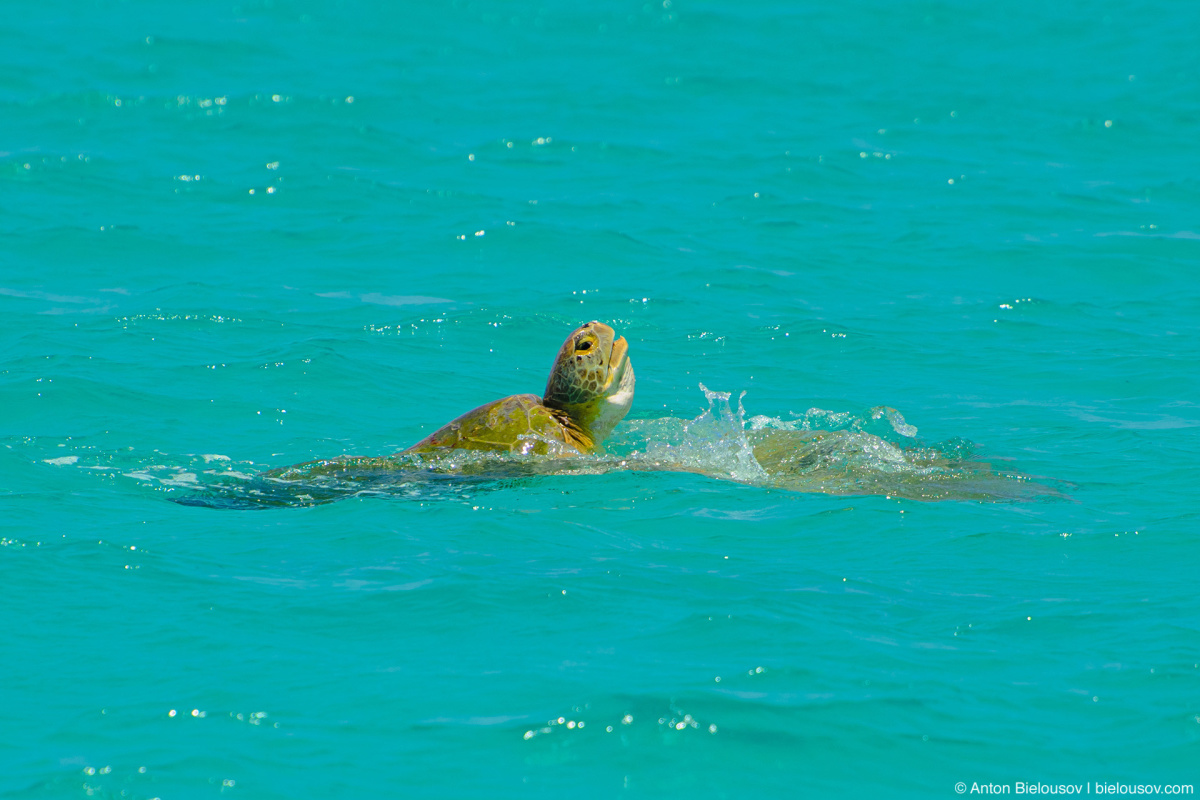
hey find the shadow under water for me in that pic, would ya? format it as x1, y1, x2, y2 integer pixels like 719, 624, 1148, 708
170, 386, 1068, 509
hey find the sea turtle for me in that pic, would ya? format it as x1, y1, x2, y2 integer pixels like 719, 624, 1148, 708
179, 320, 1061, 508
258, 321, 635, 487
401, 320, 634, 456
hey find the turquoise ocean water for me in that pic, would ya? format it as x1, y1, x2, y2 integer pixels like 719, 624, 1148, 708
3, 0, 1199, 796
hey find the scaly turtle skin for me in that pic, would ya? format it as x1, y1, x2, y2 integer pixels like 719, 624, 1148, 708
401, 320, 634, 456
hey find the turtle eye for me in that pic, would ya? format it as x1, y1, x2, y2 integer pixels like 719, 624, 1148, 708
577, 340, 593, 351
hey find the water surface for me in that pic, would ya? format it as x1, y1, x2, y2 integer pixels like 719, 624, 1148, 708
3, 0, 1199, 796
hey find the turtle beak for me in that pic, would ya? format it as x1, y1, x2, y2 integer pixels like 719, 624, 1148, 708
604, 335, 629, 391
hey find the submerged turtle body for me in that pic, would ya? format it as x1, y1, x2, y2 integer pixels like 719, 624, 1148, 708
402, 321, 634, 457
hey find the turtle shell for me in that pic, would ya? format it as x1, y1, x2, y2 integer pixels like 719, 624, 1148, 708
402, 394, 577, 456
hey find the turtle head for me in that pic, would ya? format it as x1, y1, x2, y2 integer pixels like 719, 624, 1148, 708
543, 321, 635, 449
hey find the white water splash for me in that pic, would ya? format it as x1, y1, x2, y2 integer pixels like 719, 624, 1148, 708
606, 385, 1058, 501
871, 406, 918, 438
747, 405, 917, 439
649, 384, 768, 482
